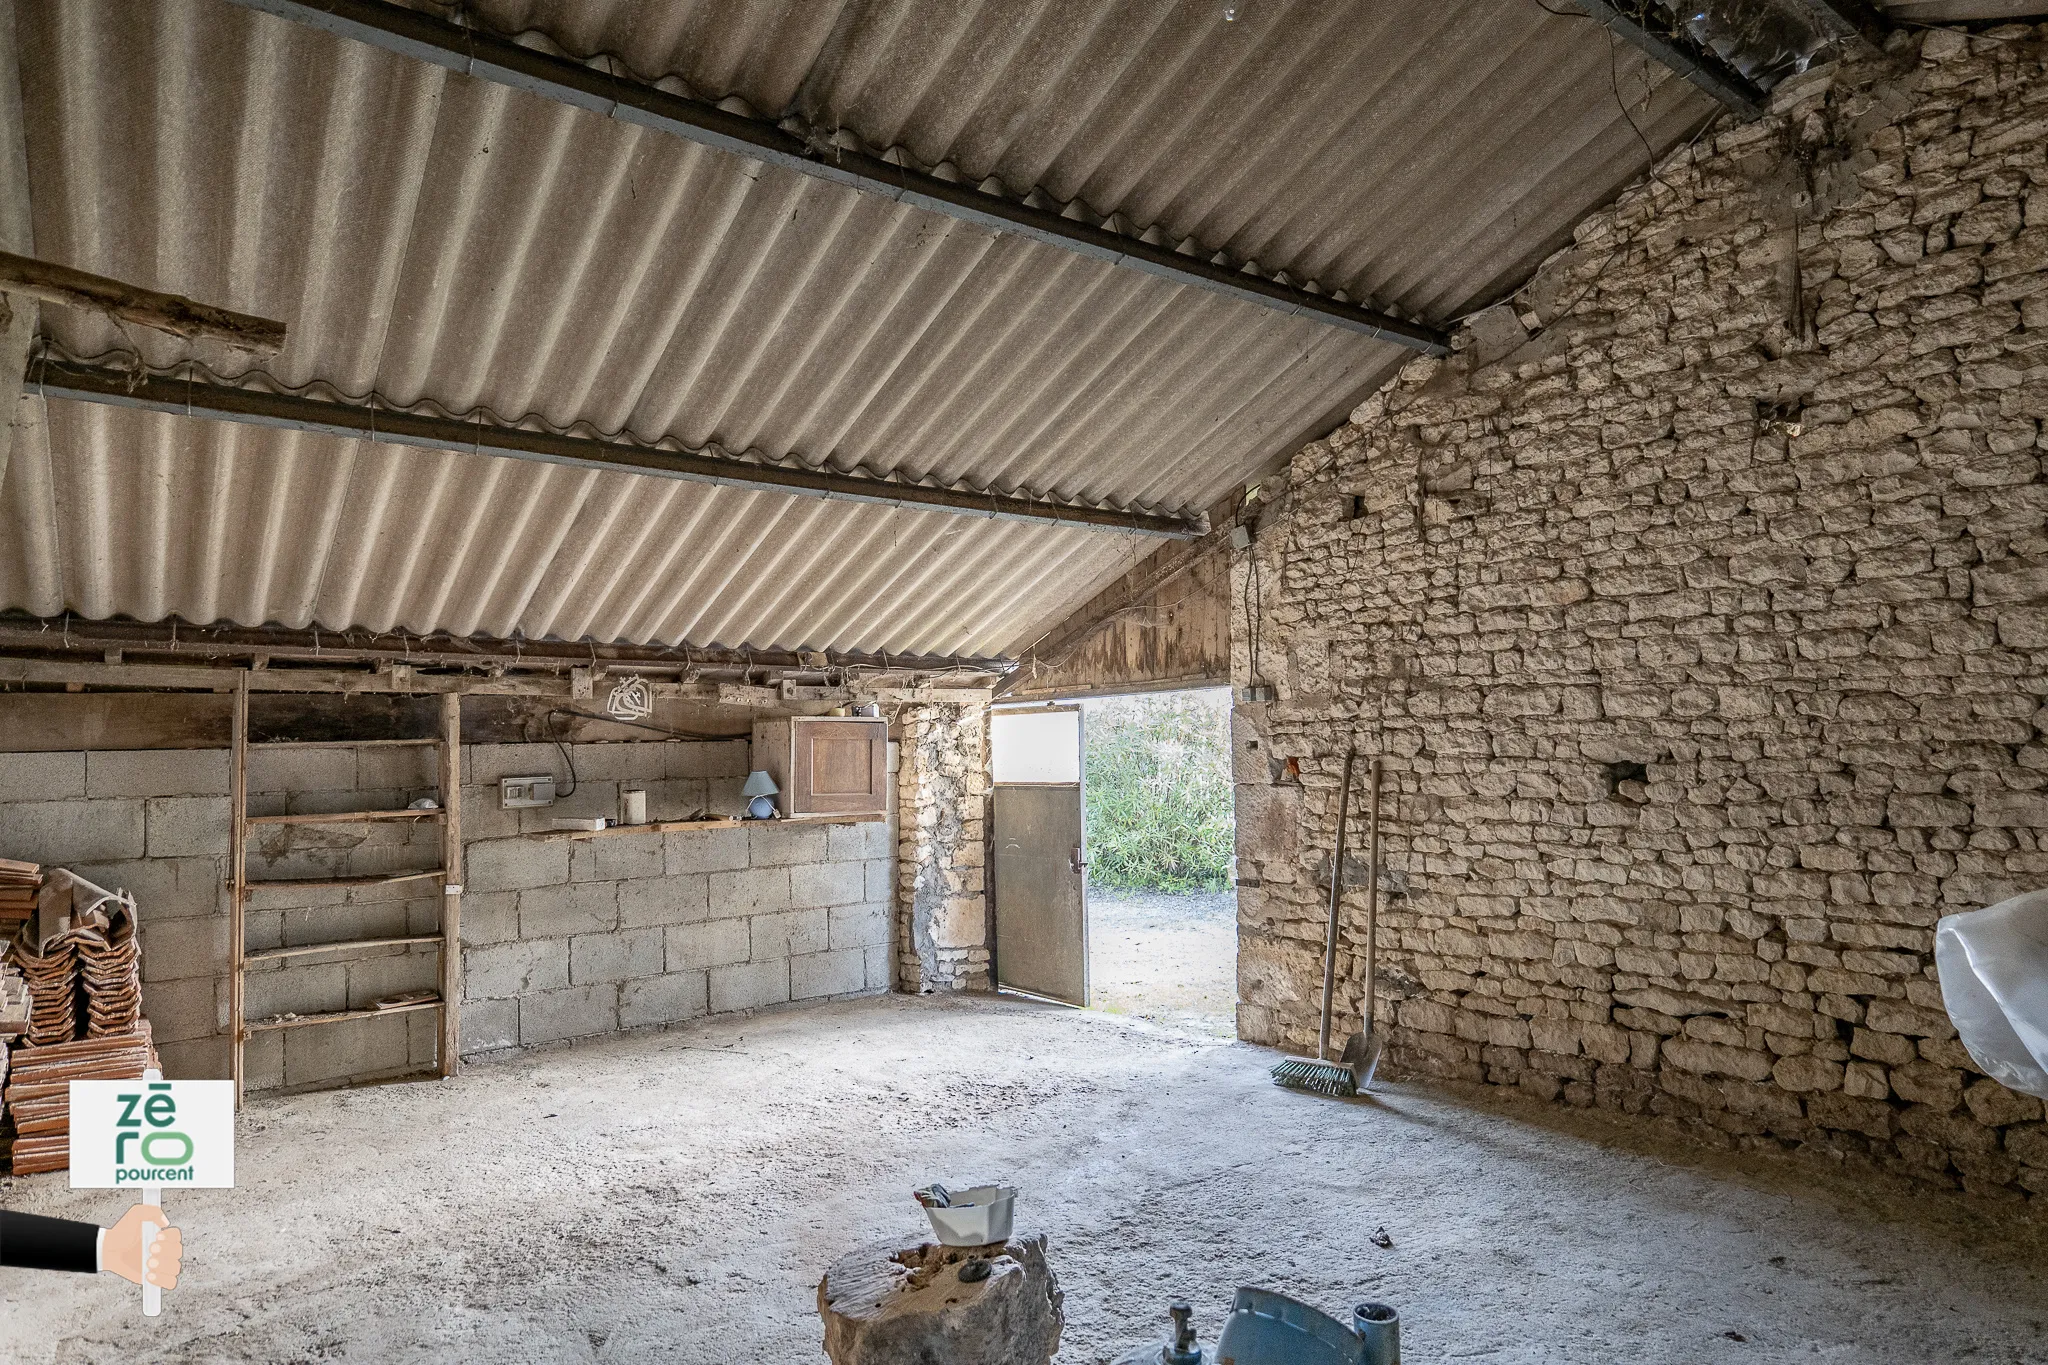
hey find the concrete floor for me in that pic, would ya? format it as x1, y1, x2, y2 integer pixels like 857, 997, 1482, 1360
1086, 888, 1236, 1036
3, 994, 2045, 1364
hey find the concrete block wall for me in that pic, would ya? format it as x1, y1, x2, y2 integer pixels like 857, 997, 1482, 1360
458, 742, 895, 1052
0, 735, 895, 1091
1231, 28, 2048, 1206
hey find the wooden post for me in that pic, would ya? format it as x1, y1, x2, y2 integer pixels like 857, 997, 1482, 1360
0, 250, 285, 355
229, 674, 249, 1108
438, 692, 462, 1077
0, 2, 38, 489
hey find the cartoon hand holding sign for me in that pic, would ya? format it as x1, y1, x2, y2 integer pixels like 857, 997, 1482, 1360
65, 1067, 233, 1317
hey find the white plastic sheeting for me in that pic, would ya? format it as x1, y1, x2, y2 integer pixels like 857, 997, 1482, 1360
1935, 890, 2048, 1100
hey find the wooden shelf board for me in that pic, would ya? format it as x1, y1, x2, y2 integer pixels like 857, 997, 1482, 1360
246, 935, 445, 963
531, 814, 877, 842
241, 870, 446, 891
246, 808, 445, 826
249, 738, 440, 749
245, 999, 443, 1033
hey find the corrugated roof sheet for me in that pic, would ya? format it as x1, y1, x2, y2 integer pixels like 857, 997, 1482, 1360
3, 0, 1721, 657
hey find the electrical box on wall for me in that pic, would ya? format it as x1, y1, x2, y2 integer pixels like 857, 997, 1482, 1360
500, 775, 556, 809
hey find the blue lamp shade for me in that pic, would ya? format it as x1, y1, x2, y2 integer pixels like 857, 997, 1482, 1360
742, 770, 779, 819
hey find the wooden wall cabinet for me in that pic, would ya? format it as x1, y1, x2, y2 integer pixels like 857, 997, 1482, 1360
751, 717, 889, 819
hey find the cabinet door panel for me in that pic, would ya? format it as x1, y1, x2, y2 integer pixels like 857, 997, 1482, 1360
792, 719, 886, 814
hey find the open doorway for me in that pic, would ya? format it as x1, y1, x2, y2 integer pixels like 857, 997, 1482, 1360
1078, 688, 1237, 1036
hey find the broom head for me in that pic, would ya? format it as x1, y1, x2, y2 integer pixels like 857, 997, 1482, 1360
1270, 1029, 1383, 1098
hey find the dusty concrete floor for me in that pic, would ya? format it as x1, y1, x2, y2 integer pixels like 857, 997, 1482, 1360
4, 993, 2046, 1364
1086, 888, 1236, 1036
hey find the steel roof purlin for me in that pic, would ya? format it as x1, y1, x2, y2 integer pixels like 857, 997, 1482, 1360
223, 0, 1451, 355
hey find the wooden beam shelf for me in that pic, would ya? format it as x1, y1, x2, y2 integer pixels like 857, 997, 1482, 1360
240, 870, 446, 892
246, 935, 444, 964
245, 998, 443, 1033
246, 808, 445, 826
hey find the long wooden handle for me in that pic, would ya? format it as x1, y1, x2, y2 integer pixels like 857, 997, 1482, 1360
1363, 757, 1383, 1039
1318, 747, 1356, 1062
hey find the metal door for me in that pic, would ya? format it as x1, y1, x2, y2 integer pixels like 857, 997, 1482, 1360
991, 704, 1088, 1005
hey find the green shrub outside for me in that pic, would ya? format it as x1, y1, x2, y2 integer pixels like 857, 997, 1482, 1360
1083, 689, 1234, 893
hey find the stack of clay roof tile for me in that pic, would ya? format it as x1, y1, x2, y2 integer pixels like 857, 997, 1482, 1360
77, 899, 142, 1037
11, 932, 78, 1046
0, 859, 37, 935
3, 1023, 157, 1175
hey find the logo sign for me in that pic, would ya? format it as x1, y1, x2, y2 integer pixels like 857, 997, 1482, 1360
68, 1079, 235, 1189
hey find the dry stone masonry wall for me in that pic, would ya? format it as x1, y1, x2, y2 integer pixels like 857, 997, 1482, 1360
895, 701, 991, 993
1233, 26, 2048, 1205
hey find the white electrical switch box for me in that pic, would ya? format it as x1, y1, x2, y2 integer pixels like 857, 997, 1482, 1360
500, 775, 557, 809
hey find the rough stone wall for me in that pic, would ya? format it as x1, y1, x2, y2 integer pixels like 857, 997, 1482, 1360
895, 701, 992, 992
1233, 26, 2048, 1205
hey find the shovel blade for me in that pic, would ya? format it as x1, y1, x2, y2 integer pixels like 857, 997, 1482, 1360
1340, 1030, 1384, 1093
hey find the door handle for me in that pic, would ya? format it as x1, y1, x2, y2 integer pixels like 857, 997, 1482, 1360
1070, 846, 1086, 875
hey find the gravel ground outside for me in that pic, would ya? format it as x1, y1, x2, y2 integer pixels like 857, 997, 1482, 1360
1085, 888, 1236, 1037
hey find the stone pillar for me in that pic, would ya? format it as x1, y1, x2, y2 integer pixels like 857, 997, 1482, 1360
894, 700, 990, 993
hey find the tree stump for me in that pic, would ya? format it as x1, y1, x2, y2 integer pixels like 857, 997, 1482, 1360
818, 1234, 1064, 1365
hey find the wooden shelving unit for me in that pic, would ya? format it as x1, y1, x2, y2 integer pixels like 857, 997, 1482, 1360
228, 683, 463, 1107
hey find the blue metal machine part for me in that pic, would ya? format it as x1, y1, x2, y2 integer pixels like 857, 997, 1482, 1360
1115, 1288, 1400, 1365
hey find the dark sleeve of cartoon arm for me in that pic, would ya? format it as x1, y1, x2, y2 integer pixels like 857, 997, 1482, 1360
0, 1210, 100, 1272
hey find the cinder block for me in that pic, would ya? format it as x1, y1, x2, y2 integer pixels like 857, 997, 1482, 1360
357, 746, 436, 791
140, 976, 222, 1045
458, 891, 520, 946
468, 836, 570, 892
280, 901, 406, 949
709, 867, 790, 919
86, 749, 230, 797
864, 820, 894, 859
247, 747, 355, 793
864, 858, 893, 902
621, 970, 708, 1028
284, 1012, 411, 1088
465, 939, 570, 999
560, 742, 667, 783
571, 832, 665, 883
0, 751, 85, 798
345, 948, 440, 1008
519, 881, 618, 938
829, 902, 891, 951
69, 856, 223, 920
245, 961, 348, 1021
709, 960, 788, 1014
647, 778, 708, 819
791, 859, 867, 909
519, 983, 619, 1044
461, 997, 520, 1054
791, 949, 866, 1000
571, 927, 664, 984
617, 874, 710, 928
750, 907, 827, 960
139, 914, 230, 983
0, 799, 146, 864
827, 824, 867, 862
145, 796, 232, 858
155, 1036, 232, 1081
667, 919, 750, 971
666, 827, 749, 875
459, 786, 521, 841
669, 740, 748, 780
748, 823, 828, 867
242, 1032, 284, 1091
466, 743, 565, 784
865, 945, 893, 990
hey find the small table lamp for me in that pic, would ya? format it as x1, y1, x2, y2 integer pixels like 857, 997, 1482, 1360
742, 770, 780, 820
